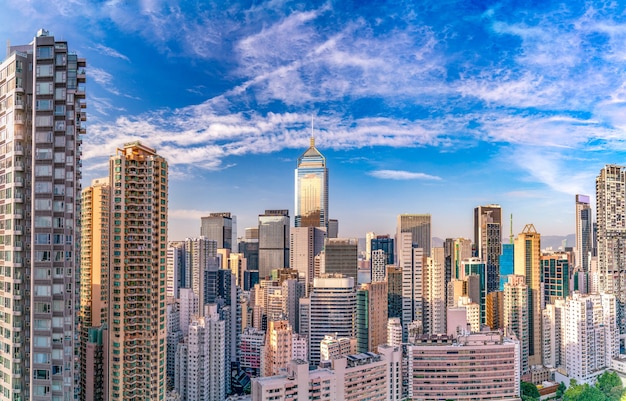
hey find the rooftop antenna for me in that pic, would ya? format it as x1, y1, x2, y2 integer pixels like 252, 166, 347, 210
310, 115, 315, 147
509, 213, 514, 244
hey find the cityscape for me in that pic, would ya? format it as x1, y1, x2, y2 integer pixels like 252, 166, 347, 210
3, 2, 626, 401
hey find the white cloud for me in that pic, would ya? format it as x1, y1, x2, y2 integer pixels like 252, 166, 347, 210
368, 170, 442, 181
92, 44, 130, 61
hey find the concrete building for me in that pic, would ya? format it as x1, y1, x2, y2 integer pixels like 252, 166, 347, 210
0, 30, 86, 400
308, 275, 356, 364
174, 305, 226, 401
185, 237, 217, 309
397, 214, 432, 257
323, 238, 358, 282
596, 165, 626, 338
387, 318, 403, 346
167, 241, 185, 298
320, 334, 357, 361
398, 231, 425, 340
166, 301, 183, 389
200, 212, 233, 251
504, 275, 530, 375
263, 320, 294, 376
290, 226, 326, 295
474, 205, 503, 294
356, 281, 388, 353
562, 292, 618, 384
252, 345, 402, 401
486, 290, 504, 330
295, 136, 328, 230
514, 224, 542, 367
107, 142, 168, 401
258, 209, 290, 278
542, 299, 565, 369
407, 332, 520, 401
387, 265, 403, 319
370, 249, 387, 283
240, 327, 266, 378
541, 252, 570, 306
426, 247, 446, 334
575, 194, 593, 272
80, 178, 109, 401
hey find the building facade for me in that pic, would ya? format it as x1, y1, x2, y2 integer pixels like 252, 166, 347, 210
0, 30, 86, 400
107, 142, 168, 400
294, 137, 328, 230
200, 212, 233, 251
258, 209, 290, 278
474, 205, 502, 294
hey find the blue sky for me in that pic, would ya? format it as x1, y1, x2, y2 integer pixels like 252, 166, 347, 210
2, 0, 625, 241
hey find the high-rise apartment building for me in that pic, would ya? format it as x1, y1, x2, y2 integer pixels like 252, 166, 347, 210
290, 226, 326, 295
596, 165, 626, 337
200, 212, 233, 250
504, 275, 529, 375
460, 258, 486, 325
499, 242, 514, 290
370, 249, 387, 283
486, 291, 504, 330
107, 142, 168, 400
575, 194, 593, 272
397, 214, 431, 257
474, 205, 502, 293
541, 252, 570, 306
398, 232, 425, 339
322, 238, 358, 281
356, 281, 388, 353
174, 305, 226, 401
387, 265, 402, 319
295, 137, 328, 229
258, 209, 290, 278
80, 178, 109, 401
166, 241, 185, 298
514, 224, 542, 368
407, 332, 520, 401
426, 247, 446, 334
0, 30, 86, 401
263, 320, 294, 376
371, 235, 394, 265
308, 275, 356, 364
562, 292, 618, 384
185, 236, 217, 309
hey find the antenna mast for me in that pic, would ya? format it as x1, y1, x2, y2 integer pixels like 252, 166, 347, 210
509, 213, 514, 244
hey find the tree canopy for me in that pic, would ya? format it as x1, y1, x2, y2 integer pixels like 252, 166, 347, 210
562, 372, 624, 401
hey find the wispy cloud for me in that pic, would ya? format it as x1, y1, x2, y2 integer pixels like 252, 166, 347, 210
92, 44, 130, 61
368, 170, 442, 181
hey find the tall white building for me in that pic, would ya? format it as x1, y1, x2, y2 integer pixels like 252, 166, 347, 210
575, 194, 593, 272
167, 241, 185, 298
185, 237, 217, 309
426, 247, 446, 334
562, 292, 618, 384
371, 249, 387, 283
174, 305, 226, 401
399, 232, 425, 340
542, 299, 565, 369
596, 165, 626, 337
504, 274, 529, 375
0, 30, 86, 400
252, 346, 402, 401
290, 226, 326, 295
387, 318, 403, 346
179, 288, 199, 337
308, 275, 356, 364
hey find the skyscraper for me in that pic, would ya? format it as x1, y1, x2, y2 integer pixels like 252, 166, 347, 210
294, 137, 328, 229
398, 232, 425, 339
426, 247, 447, 334
258, 209, 290, 278
397, 214, 431, 257
107, 142, 168, 400
185, 237, 217, 308
290, 226, 326, 295
80, 178, 110, 401
474, 205, 502, 294
166, 241, 185, 298
575, 194, 593, 272
308, 275, 356, 364
541, 252, 570, 306
0, 30, 86, 400
513, 224, 542, 368
200, 212, 233, 250
322, 238, 358, 281
596, 165, 626, 337
356, 281, 388, 353
504, 275, 529, 375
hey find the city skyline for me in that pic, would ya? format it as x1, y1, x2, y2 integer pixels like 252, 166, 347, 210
3, 2, 626, 240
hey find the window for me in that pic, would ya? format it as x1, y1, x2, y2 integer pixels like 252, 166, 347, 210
35, 233, 50, 244
54, 121, 65, 131
34, 216, 52, 228
35, 165, 52, 177
37, 47, 53, 59
34, 182, 52, 193
55, 53, 66, 66
34, 268, 50, 279
55, 71, 66, 83
34, 286, 51, 297
35, 82, 53, 95
35, 116, 53, 127
36, 100, 52, 111
35, 132, 53, 143
35, 148, 52, 160
36, 64, 53, 77
54, 105, 65, 116
35, 251, 51, 262
54, 88, 65, 101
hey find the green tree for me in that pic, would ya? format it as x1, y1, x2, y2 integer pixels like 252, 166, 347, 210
597, 371, 624, 401
521, 381, 540, 399
557, 382, 566, 398
565, 382, 609, 401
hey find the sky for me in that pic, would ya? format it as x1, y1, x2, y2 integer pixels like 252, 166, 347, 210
2, 0, 625, 241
